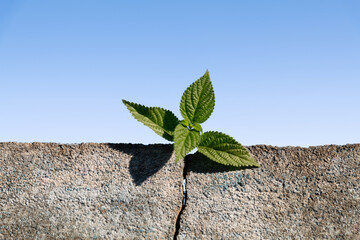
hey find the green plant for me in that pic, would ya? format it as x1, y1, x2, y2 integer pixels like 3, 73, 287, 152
122, 70, 260, 168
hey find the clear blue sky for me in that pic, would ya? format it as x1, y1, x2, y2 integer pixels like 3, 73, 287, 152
1, 0, 359, 147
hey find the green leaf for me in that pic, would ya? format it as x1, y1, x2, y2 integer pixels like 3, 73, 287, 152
174, 123, 201, 162
198, 131, 260, 167
180, 119, 190, 127
122, 99, 179, 141
192, 123, 203, 132
180, 70, 215, 124
180, 120, 203, 132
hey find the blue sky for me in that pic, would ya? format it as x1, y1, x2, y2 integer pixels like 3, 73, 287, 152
1, 0, 359, 147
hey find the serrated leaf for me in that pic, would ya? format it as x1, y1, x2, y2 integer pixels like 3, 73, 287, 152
180, 120, 203, 132
192, 123, 203, 132
180, 70, 215, 124
122, 99, 179, 141
180, 119, 190, 127
174, 123, 201, 162
198, 131, 260, 167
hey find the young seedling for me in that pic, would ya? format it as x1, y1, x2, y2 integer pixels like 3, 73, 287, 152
122, 70, 260, 168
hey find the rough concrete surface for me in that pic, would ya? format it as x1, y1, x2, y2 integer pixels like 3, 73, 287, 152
179, 144, 360, 240
0, 142, 183, 240
1, 143, 360, 240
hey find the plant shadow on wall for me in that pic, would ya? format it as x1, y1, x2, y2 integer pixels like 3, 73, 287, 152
107, 143, 256, 186
186, 151, 258, 174
122, 70, 260, 184
107, 143, 173, 186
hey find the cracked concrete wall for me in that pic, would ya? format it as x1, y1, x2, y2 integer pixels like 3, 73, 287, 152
1, 142, 360, 239
179, 144, 360, 239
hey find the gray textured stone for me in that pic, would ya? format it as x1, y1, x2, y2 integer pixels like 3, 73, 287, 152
0, 142, 183, 239
178, 144, 360, 239
1, 143, 360, 239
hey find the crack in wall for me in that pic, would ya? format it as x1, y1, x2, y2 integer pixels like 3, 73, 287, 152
173, 156, 189, 239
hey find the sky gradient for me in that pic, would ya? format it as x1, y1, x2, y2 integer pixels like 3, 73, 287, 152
1, 0, 359, 147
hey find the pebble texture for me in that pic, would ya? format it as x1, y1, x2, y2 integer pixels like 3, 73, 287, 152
178, 144, 360, 239
0, 142, 183, 240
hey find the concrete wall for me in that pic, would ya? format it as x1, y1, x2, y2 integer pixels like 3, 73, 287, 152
1, 142, 359, 239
